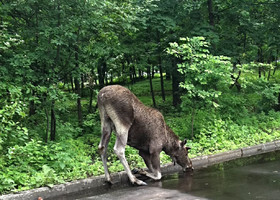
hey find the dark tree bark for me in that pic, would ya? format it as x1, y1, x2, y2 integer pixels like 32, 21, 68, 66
191, 107, 196, 138
258, 47, 263, 78
29, 99, 36, 116
230, 65, 242, 92
88, 88, 94, 113
50, 101, 56, 141
275, 92, 280, 111
138, 69, 143, 79
171, 58, 183, 107
273, 49, 279, 75
148, 66, 156, 108
157, 31, 165, 102
166, 70, 171, 80
152, 65, 155, 78
267, 69, 271, 81
45, 108, 49, 143
75, 78, 83, 127
75, 46, 83, 127
28, 2, 40, 117
132, 65, 137, 84
207, 0, 215, 26
98, 58, 107, 88
88, 72, 96, 113
159, 62, 165, 102
70, 76, 74, 92
81, 75, 85, 97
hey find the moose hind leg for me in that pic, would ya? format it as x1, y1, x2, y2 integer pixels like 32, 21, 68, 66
98, 111, 113, 183
114, 131, 147, 186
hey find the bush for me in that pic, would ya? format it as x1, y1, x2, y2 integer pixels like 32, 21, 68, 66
0, 138, 102, 193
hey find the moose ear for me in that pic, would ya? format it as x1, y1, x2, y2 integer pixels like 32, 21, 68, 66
181, 139, 187, 147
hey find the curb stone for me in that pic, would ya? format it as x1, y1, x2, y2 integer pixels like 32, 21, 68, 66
192, 155, 209, 168
1, 140, 280, 200
208, 149, 242, 165
274, 140, 280, 149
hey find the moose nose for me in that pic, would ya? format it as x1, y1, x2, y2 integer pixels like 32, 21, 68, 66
184, 165, 194, 172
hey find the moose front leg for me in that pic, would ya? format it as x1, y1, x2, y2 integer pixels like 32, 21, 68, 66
137, 151, 162, 181
114, 133, 147, 186
139, 151, 154, 172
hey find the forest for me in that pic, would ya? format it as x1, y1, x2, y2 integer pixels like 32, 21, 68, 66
1, 0, 280, 194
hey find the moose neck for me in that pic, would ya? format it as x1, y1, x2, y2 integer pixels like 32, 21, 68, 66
162, 126, 180, 157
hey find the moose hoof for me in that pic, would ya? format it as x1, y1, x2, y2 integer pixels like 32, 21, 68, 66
105, 179, 113, 185
133, 178, 147, 186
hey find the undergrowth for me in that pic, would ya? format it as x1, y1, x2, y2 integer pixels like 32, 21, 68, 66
1, 77, 280, 194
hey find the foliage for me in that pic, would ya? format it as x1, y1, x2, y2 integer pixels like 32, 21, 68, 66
1, 0, 280, 195
0, 84, 29, 154
0, 139, 102, 193
167, 37, 233, 137
167, 37, 232, 108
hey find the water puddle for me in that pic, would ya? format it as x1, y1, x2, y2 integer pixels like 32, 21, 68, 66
160, 151, 280, 200
53, 151, 280, 200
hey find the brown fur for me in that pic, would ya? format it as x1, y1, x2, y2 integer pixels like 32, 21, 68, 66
98, 85, 192, 185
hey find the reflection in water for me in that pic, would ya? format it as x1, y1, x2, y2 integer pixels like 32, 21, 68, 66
159, 172, 194, 192
160, 151, 280, 200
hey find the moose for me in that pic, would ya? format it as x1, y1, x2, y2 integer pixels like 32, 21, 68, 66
98, 85, 192, 186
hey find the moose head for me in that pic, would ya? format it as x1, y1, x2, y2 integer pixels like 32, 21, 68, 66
171, 139, 193, 171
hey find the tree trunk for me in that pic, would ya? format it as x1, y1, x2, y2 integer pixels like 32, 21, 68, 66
152, 65, 155, 78
258, 47, 263, 78
138, 69, 143, 79
98, 58, 106, 88
230, 66, 242, 92
131, 65, 137, 84
70, 76, 74, 92
29, 99, 36, 116
275, 91, 280, 111
157, 31, 165, 102
207, 0, 215, 26
273, 49, 279, 75
75, 46, 83, 127
75, 78, 83, 127
191, 107, 196, 138
267, 69, 271, 81
66, 75, 71, 92
159, 57, 165, 102
166, 70, 171, 80
81, 75, 85, 97
171, 58, 182, 107
88, 88, 93, 113
45, 108, 49, 143
50, 101, 56, 141
148, 66, 156, 108
29, 2, 39, 117
110, 72, 113, 83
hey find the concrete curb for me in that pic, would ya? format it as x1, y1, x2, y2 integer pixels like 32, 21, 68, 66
1, 140, 280, 200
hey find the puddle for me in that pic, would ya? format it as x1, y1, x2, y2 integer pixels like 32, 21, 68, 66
160, 151, 280, 200
52, 151, 280, 200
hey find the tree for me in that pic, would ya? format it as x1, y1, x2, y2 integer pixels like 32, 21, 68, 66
167, 37, 232, 137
